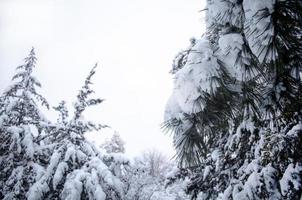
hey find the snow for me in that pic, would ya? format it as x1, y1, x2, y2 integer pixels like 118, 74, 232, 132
7, 126, 23, 134
280, 163, 302, 196
171, 38, 196, 74
218, 33, 246, 80
2, 1, 301, 199
286, 123, 302, 136
22, 126, 35, 159
64, 144, 76, 163
238, 119, 255, 135
27, 181, 49, 200
243, 0, 276, 63
3, 166, 24, 199
5, 98, 18, 113
165, 166, 180, 179
93, 158, 124, 194
164, 94, 183, 122
28, 151, 62, 199
81, 141, 96, 157
8, 126, 23, 153
28, 137, 127, 199
203, 166, 211, 180
241, 160, 260, 175
261, 165, 281, 199
53, 162, 69, 189
85, 170, 106, 200
6, 166, 23, 186
32, 163, 45, 181
76, 148, 87, 161
167, 37, 220, 115
106, 152, 129, 164
30, 76, 42, 87
207, 0, 243, 28
61, 170, 85, 200
243, 0, 275, 17
0, 114, 8, 127
219, 34, 244, 55
237, 172, 261, 199
196, 192, 208, 200
219, 185, 232, 200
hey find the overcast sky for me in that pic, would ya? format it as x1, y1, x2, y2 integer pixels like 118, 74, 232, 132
0, 0, 206, 158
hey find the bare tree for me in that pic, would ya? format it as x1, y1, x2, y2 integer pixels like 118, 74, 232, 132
135, 149, 169, 177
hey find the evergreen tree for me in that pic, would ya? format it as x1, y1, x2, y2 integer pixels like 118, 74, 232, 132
164, 0, 302, 199
101, 132, 126, 154
28, 65, 125, 200
100, 132, 129, 182
0, 48, 50, 199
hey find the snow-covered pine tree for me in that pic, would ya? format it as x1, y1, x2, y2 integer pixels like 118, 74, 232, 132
97, 131, 130, 196
101, 132, 126, 154
100, 132, 129, 181
28, 65, 125, 200
164, 0, 302, 199
0, 48, 50, 199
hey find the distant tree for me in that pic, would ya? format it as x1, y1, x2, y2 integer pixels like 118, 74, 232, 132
100, 132, 125, 154
0, 48, 50, 199
124, 149, 168, 200
137, 149, 169, 177
100, 132, 129, 183
125, 149, 189, 200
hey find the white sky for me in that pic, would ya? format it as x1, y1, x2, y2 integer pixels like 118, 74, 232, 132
0, 0, 206, 158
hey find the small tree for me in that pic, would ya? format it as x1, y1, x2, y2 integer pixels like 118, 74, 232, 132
125, 149, 190, 200
138, 149, 169, 177
125, 149, 170, 200
101, 132, 126, 154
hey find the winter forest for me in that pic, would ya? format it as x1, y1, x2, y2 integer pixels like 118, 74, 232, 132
1, 0, 302, 199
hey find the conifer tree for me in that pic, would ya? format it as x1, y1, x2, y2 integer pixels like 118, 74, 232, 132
0, 48, 50, 199
28, 65, 125, 200
101, 132, 126, 154
164, 0, 302, 199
